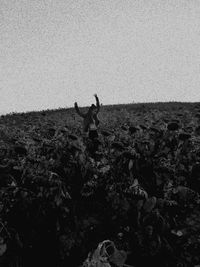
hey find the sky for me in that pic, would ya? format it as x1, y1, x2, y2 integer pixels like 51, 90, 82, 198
0, 0, 200, 115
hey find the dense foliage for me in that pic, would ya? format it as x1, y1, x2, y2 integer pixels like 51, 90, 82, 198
0, 102, 200, 267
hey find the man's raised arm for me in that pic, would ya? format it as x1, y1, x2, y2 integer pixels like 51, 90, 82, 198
74, 102, 85, 118
94, 94, 100, 113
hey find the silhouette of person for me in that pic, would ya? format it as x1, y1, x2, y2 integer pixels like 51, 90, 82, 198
74, 94, 100, 140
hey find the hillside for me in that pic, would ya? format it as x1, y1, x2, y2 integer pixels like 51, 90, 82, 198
0, 102, 200, 267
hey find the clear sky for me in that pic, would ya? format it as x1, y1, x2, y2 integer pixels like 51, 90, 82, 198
0, 0, 200, 115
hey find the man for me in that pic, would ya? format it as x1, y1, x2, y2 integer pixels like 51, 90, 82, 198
74, 94, 100, 140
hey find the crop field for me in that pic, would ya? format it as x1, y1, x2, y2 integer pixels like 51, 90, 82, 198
0, 102, 200, 267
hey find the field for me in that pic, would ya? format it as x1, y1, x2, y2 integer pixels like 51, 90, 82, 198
0, 102, 200, 267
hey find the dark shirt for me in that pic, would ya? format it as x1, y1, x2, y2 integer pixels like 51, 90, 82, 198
75, 97, 100, 132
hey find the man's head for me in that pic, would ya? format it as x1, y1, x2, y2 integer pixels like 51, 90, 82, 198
89, 104, 98, 115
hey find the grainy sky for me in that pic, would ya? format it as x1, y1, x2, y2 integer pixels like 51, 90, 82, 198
0, 0, 200, 115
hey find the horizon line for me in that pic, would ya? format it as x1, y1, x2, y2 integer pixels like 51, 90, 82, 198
1, 100, 200, 117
